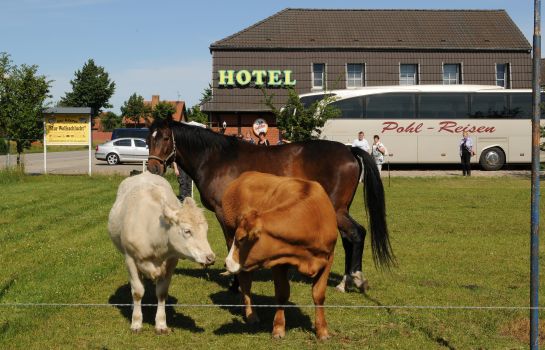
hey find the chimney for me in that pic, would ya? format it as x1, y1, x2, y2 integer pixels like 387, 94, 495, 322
151, 95, 160, 108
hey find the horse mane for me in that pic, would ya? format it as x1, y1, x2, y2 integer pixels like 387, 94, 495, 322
152, 119, 240, 155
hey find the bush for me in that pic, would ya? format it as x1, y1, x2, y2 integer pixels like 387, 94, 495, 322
0, 137, 8, 155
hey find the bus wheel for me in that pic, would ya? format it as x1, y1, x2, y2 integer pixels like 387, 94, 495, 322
479, 147, 505, 171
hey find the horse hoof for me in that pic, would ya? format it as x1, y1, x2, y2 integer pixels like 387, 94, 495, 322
246, 312, 260, 325
335, 283, 346, 293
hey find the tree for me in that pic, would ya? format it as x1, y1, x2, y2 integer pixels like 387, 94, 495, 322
100, 111, 122, 131
199, 83, 212, 105
0, 53, 51, 165
60, 59, 115, 119
263, 87, 339, 142
152, 101, 176, 121
186, 105, 208, 125
120, 93, 150, 127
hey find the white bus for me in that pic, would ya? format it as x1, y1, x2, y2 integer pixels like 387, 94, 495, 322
300, 85, 544, 170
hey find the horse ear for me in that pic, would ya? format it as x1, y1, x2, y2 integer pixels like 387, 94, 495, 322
144, 117, 153, 128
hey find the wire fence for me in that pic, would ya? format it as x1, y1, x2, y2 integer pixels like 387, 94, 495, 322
0, 302, 543, 310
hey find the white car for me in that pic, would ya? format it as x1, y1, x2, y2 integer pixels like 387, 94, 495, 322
95, 137, 149, 165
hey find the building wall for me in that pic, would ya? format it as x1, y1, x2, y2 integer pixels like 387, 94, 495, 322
207, 50, 531, 111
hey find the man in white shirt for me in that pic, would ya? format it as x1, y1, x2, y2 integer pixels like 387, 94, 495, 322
352, 131, 370, 153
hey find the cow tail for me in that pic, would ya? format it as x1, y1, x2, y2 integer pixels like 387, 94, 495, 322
350, 147, 395, 269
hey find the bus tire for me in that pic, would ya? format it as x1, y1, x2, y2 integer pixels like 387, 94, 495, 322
479, 147, 505, 171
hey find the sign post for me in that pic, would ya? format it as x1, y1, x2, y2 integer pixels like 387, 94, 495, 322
43, 107, 92, 176
530, 1, 541, 348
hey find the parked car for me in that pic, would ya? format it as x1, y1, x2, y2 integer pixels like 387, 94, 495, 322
111, 128, 149, 140
95, 137, 148, 165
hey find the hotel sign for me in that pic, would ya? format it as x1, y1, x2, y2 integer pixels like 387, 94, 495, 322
218, 69, 296, 87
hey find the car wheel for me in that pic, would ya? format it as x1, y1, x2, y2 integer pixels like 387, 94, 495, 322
106, 153, 120, 165
479, 147, 505, 171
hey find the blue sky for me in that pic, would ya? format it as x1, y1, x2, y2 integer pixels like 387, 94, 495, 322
0, 0, 540, 112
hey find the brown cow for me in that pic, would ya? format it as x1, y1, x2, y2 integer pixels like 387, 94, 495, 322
222, 171, 337, 340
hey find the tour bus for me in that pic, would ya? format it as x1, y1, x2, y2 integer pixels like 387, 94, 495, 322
300, 85, 544, 170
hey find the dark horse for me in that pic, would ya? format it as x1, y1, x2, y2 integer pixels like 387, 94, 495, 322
147, 119, 394, 293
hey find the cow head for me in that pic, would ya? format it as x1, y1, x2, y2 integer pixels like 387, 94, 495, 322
162, 197, 215, 266
225, 210, 263, 274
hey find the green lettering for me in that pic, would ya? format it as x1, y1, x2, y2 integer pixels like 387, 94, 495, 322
283, 70, 296, 86
219, 70, 235, 86
268, 70, 282, 86
236, 70, 252, 85
252, 70, 267, 85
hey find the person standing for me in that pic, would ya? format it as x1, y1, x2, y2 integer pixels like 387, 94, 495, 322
372, 135, 387, 174
459, 131, 475, 176
257, 132, 270, 146
173, 162, 192, 201
352, 131, 370, 153
243, 131, 255, 144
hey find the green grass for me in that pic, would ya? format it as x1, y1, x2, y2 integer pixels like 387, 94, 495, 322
0, 172, 544, 349
2, 140, 102, 155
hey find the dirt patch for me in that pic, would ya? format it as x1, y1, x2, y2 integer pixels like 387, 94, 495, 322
500, 318, 545, 344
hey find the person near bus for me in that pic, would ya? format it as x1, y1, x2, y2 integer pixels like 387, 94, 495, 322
459, 131, 475, 176
372, 135, 387, 174
257, 132, 270, 146
352, 131, 370, 153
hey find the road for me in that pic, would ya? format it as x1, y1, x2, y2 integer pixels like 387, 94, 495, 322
1, 150, 543, 178
0, 150, 145, 175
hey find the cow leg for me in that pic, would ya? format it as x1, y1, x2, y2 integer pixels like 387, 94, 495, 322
155, 257, 178, 334
271, 265, 290, 339
313, 255, 333, 340
126, 256, 145, 333
238, 270, 259, 324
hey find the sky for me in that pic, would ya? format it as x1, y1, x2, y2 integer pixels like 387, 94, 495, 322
0, 0, 541, 113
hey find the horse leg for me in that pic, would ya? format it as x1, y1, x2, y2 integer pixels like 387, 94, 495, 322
216, 210, 240, 293
336, 212, 368, 293
125, 256, 145, 333
271, 264, 290, 339
313, 255, 333, 340
238, 270, 259, 324
348, 215, 368, 292
154, 257, 177, 334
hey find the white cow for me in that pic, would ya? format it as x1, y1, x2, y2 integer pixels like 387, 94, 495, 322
108, 172, 215, 333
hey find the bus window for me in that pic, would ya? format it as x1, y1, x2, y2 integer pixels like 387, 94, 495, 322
418, 93, 468, 119
300, 94, 335, 108
366, 93, 415, 119
470, 94, 508, 118
330, 96, 364, 118
509, 93, 532, 119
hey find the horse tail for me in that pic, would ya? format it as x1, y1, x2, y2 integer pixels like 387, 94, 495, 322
350, 147, 395, 269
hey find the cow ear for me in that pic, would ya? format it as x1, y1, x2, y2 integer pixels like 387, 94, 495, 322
182, 197, 196, 208
235, 226, 248, 241
162, 203, 179, 225
241, 210, 262, 240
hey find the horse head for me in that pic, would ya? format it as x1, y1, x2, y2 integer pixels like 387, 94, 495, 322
147, 118, 176, 175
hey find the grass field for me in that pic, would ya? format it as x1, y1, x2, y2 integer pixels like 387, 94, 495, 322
0, 170, 544, 349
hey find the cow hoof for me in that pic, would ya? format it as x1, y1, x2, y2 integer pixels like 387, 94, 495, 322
130, 326, 142, 334
246, 312, 260, 325
272, 329, 285, 339
316, 331, 330, 340
155, 327, 171, 335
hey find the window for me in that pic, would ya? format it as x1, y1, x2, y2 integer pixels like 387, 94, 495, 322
418, 93, 468, 118
330, 97, 364, 119
400, 64, 418, 85
312, 63, 325, 89
346, 64, 364, 88
366, 94, 416, 119
496, 63, 510, 88
113, 139, 131, 147
470, 94, 508, 118
300, 94, 335, 108
443, 64, 461, 85
134, 139, 147, 148
509, 93, 532, 119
